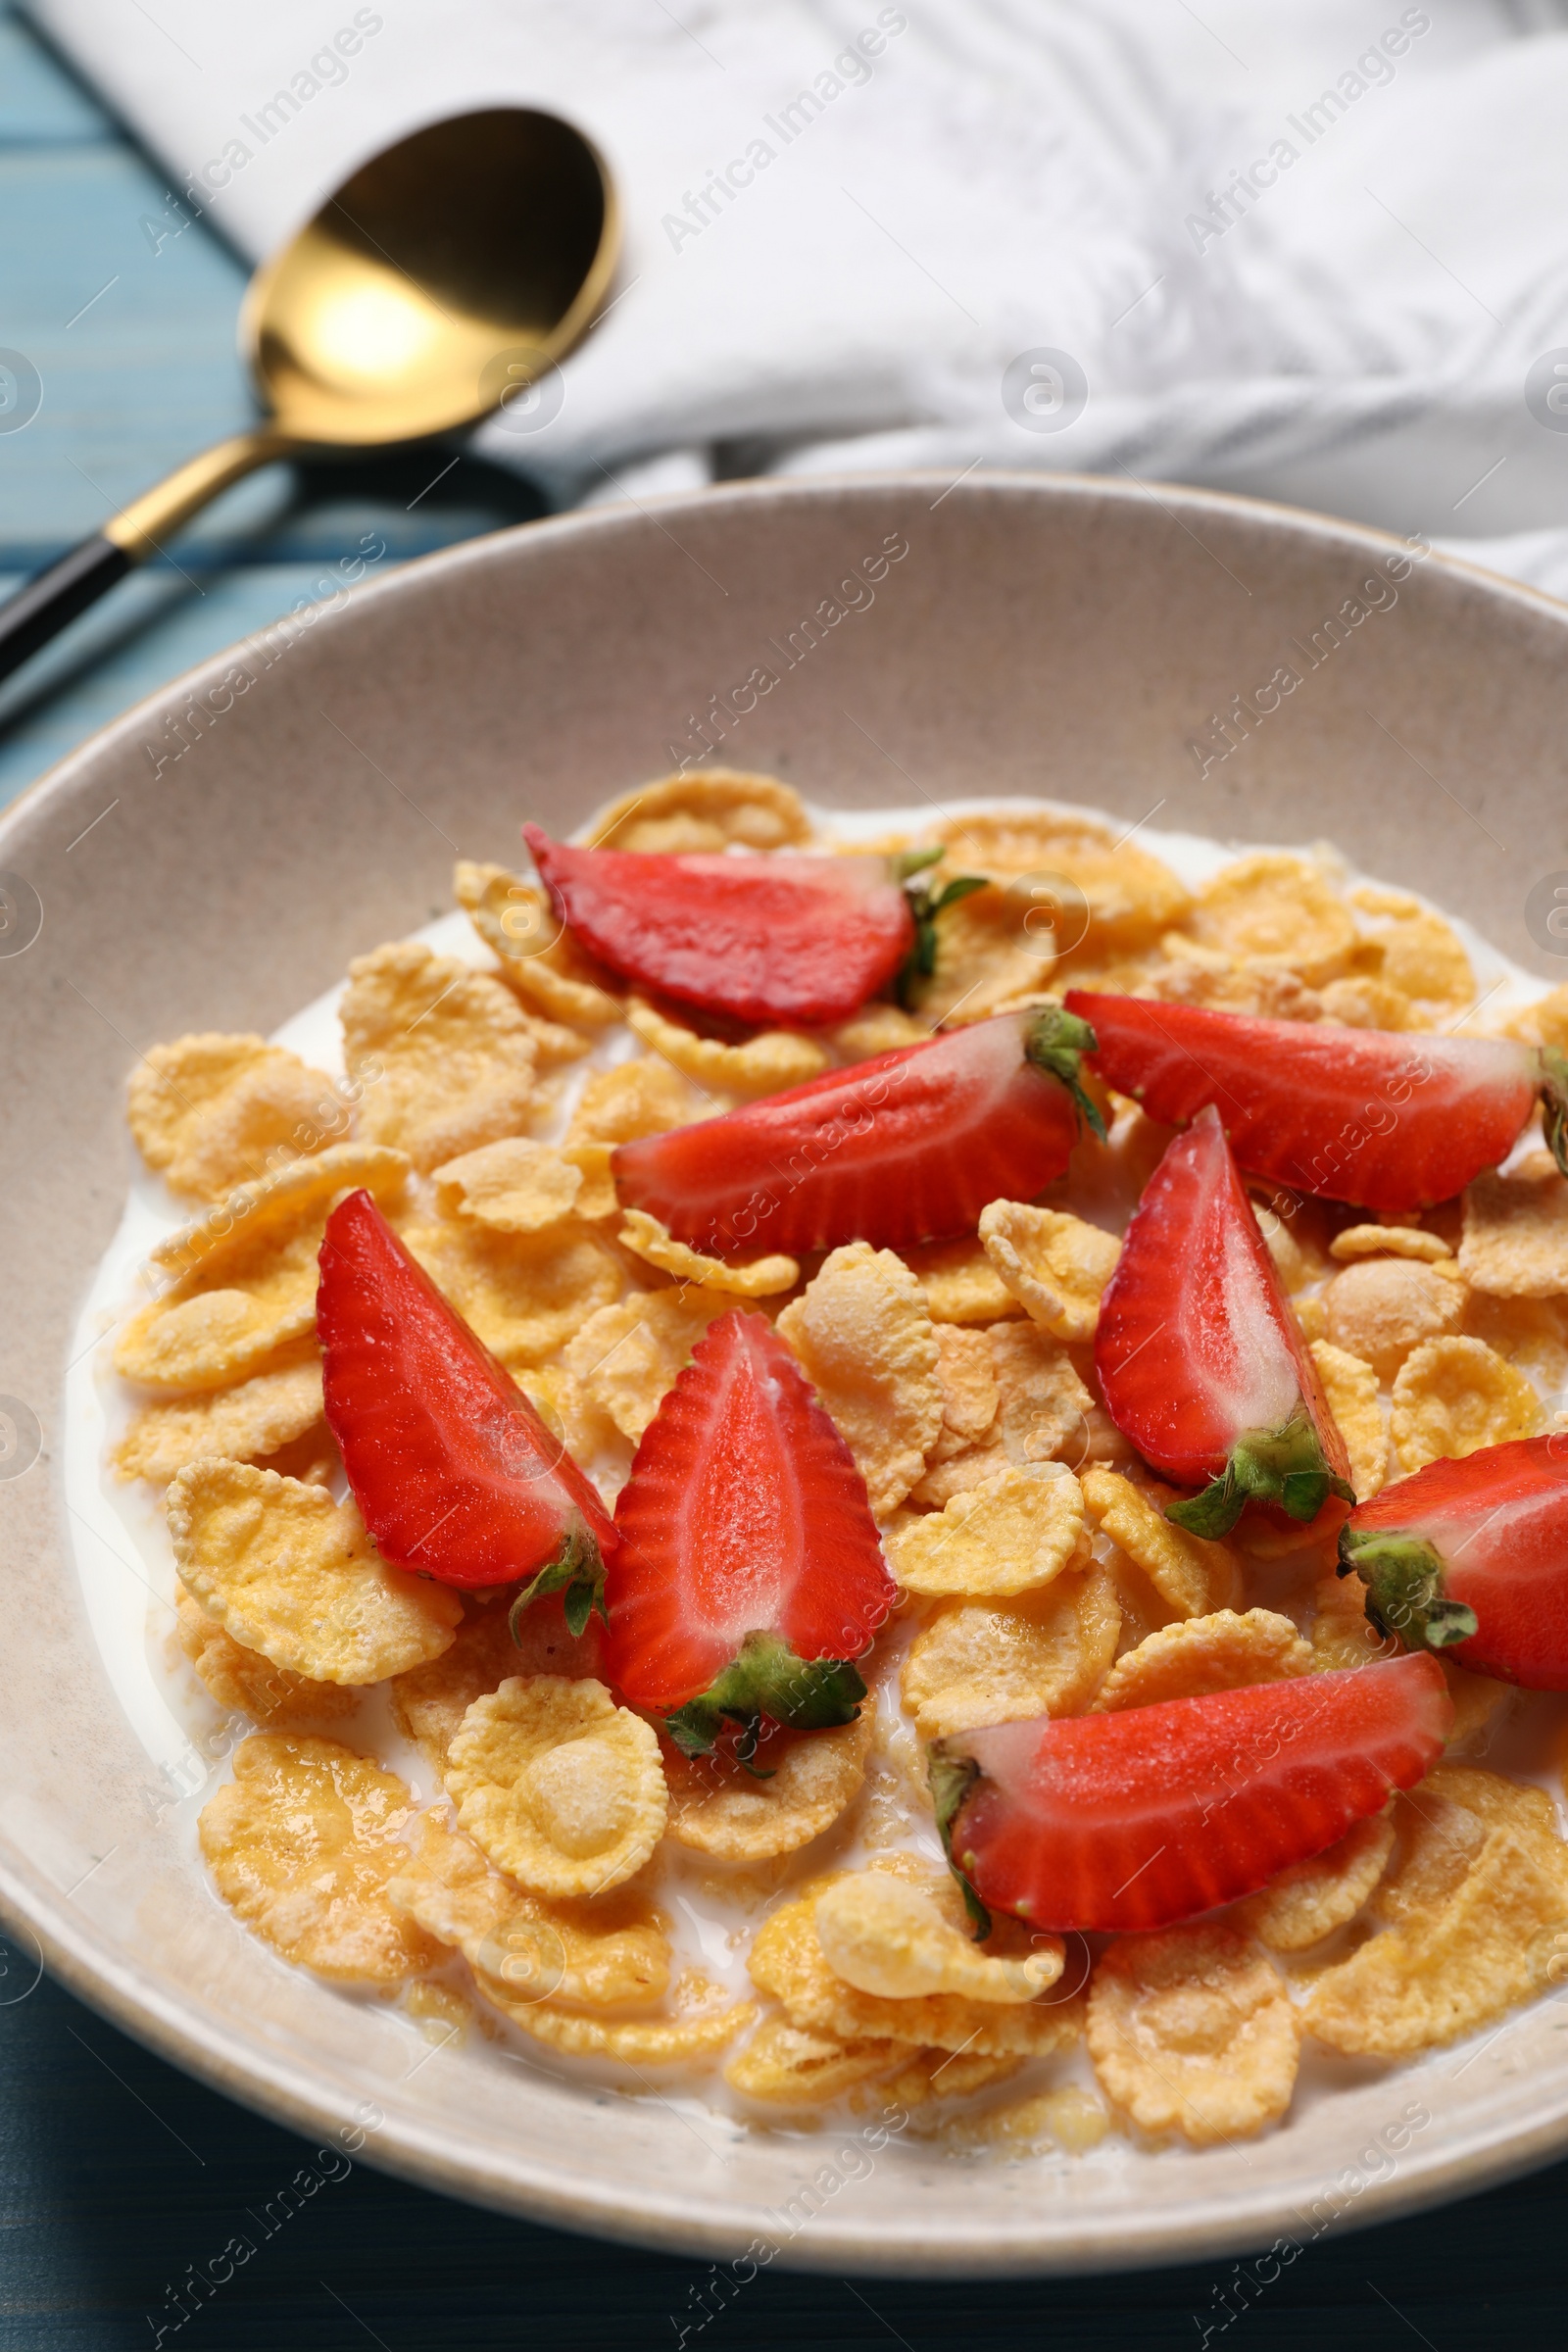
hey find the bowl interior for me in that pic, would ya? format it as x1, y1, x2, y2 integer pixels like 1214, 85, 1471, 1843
4, 474, 1568, 2272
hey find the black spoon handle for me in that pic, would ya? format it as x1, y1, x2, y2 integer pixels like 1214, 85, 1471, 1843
0, 536, 131, 686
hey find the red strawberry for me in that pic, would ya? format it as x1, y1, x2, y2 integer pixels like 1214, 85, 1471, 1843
318, 1190, 616, 1626
523, 823, 915, 1026
612, 1005, 1103, 1260
603, 1309, 895, 1757
931, 1652, 1450, 1933
1341, 1436, 1568, 1687
1095, 1104, 1352, 1536
1065, 989, 1568, 1212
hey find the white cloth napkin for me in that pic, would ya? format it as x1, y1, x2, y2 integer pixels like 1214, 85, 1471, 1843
26, 0, 1568, 590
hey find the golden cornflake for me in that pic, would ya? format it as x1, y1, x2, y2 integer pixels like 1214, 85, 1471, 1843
127, 1033, 346, 1202
1461, 1291, 1568, 1401
903, 1238, 1022, 1326
889, 1465, 1086, 1598
1081, 1468, 1240, 1619
1239, 1812, 1396, 1951
115, 1358, 323, 1485
918, 886, 1054, 1026
813, 1873, 1057, 2005
1184, 853, 1354, 986
1094, 1608, 1314, 1713
1087, 1925, 1299, 2145
886, 2047, 1028, 2111
901, 1566, 1121, 1737
1320, 1256, 1466, 1381
1308, 1340, 1388, 1499
1308, 1571, 1396, 1674
564, 1289, 729, 1441
616, 1208, 798, 1297
829, 1005, 931, 1059
565, 1054, 711, 1146
170, 1461, 461, 1684
1443, 1655, 1512, 1747
625, 996, 828, 1096
988, 1322, 1095, 1467
978, 1202, 1120, 1343
1390, 1335, 1544, 1472
1317, 976, 1413, 1031
1348, 884, 1474, 1017
500, 1994, 755, 2065
403, 1214, 622, 1371
1145, 954, 1322, 1022
926, 1325, 1000, 1460
776, 1243, 943, 1519
433, 1139, 582, 1233
956, 2083, 1113, 2153
748, 1883, 1077, 2057
663, 1714, 872, 1860
444, 1675, 666, 1896
340, 942, 540, 1172
1330, 1224, 1451, 1263
562, 1141, 619, 1220
390, 1594, 604, 1771
938, 808, 1191, 952
173, 1584, 355, 1724
198, 1734, 435, 1984
1459, 1156, 1568, 1298
589, 769, 809, 854
455, 860, 622, 1026
115, 1144, 408, 1393
387, 1814, 669, 2009
724, 2017, 900, 2103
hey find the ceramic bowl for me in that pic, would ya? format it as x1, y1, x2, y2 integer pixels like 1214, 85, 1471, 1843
4, 474, 1568, 2274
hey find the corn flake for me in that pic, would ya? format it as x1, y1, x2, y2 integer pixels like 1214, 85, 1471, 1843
1308, 1339, 1388, 1500
500, 1994, 755, 2065
170, 1460, 461, 1684
938, 809, 1190, 952
433, 1139, 582, 1233
1238, 1812, 1396, 1951
1331, 1224, 1452, 1263
562, 1141, 619, 1220
403, 1213, 623, 1371
1094, 1608, 1314, 1713
115, 1358, 324, 1485
1308, 1571, 1396, 1674
1081, 1468, 1240, 1619
748, 1882, 1078, 2057
589, 769, 809, 854
903, 1237, 1022, 1326
1317, 976, 1414, 1032
1145, 954, 1323, 1022
814, 1873, 1057, 2004
390, 1594, 604, 1771
989, 1322, 1095, 1468
887, 2047, 1030, 2111
444, 1675, 666, 1896
901, 1565, 1121, 1736
1460, 1157, 1568, 1299
829, 1005, 931, 1059
1320, 1256, 1466, 1381
341, 943, 542, 1171
1185, 853, 1354, 986
663, 1713, 872, 1860
919, 886, 1054, 1026
890, 1465, 1085, 1598
127, 1034, 346, 1202
1348, 884, 1474, 1018
565, 1054, 712, 1146
953, 2083, 1112, 2153
724, 2017, 901, 2104
199, 1734, 434, 1984
115, 1144, 408, 1393
777, 1243, 943, 1519
625, 996, 828, 1096
387, 1814, 669, 2009
616, 1208, 798, 1298
1391, 1335, 1544, 1471
564, 1290, 730, 1441
977, 1202, 1120, 1344
455, 860, 622, 1025
1087, 1925, 1299, 2145
926, 1325, 1000, 1459
173, 1584, 355, 1724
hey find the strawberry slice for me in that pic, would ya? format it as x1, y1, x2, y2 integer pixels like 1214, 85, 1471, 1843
612, 1005, 1103, 1260
1340, 1436, 1568, 1687
523, 823, 915, 1026
603, 1308, 894, 1757
931, 1652, 1450, 1933
318, 1190, 617, 1623
1065, 989, 1568, 1211
1095, 1104, 1352, 1536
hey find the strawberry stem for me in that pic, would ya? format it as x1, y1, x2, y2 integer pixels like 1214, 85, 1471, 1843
663, 1631, 867, 1766
893, 855, 990, 1008
927, 1743, 992, 1937
1338, 1527, 1479, 1652
1540, 1049, 1568, 1179
1025, 1005, 1107, 1142
1166, 1401, 1354, 1539
508, 1519, 607, 1643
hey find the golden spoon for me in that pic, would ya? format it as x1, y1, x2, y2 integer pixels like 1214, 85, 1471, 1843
0, 106, 617, 686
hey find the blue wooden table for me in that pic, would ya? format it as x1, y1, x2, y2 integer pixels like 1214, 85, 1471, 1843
2, 11, 1566, 2343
